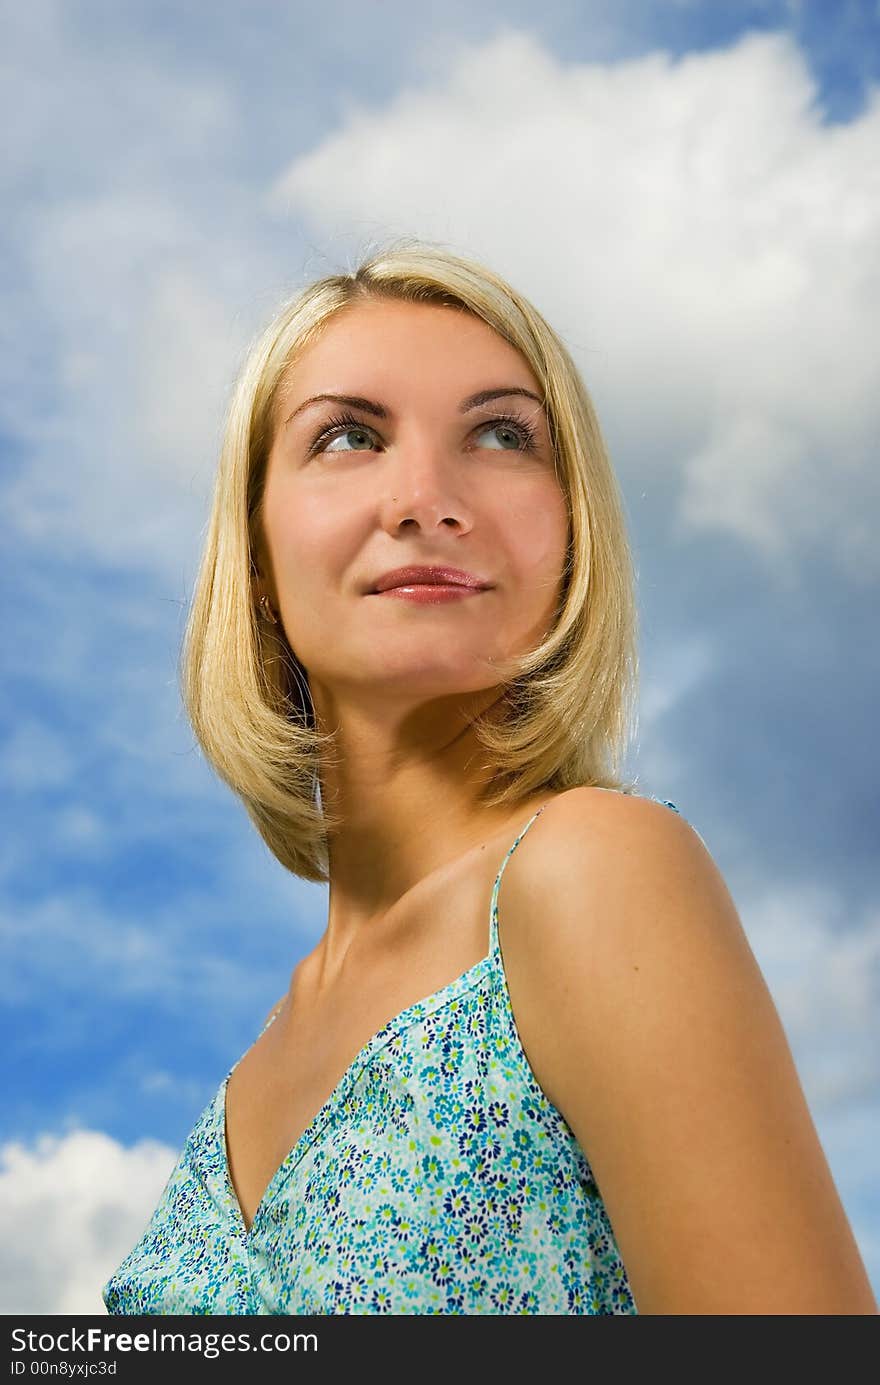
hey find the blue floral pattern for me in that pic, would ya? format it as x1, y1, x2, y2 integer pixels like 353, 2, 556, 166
103, 795, 680, 1315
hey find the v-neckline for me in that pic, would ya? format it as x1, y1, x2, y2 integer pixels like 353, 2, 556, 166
217, 798, 551, 1239
219, 948, 497, 1238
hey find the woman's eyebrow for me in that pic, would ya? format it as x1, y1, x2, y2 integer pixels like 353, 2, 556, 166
284, 386, 545, 427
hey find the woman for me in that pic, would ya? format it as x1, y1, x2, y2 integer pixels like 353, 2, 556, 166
102, 239, 877, 1315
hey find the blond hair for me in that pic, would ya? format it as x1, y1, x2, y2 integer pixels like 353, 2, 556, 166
179, 237, 640, 882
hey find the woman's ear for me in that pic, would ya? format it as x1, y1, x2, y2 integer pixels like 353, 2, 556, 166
250, 530, 278, 608
251, 559, 280, 626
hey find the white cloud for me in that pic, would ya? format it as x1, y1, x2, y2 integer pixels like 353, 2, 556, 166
639, 634, 718, 725
0, 0, 246, 586
0, 890, 177, 1007
0, 826, 325, 1012
0, 1128, 177, 1315
138, 1069, 209, 1108
0, 719, 76, 791
738, 882, 880, 1113
676, 412, 812, 584
53, 806, 108, 854
2, 242, 241, 580
0, 885, 275, 1010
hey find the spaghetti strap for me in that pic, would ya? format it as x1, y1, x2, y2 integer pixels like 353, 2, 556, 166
256, 1001, 284, 1041
488, 802, 550, 959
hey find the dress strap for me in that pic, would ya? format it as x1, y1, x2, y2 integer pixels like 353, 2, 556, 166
488, 802, 550, 959
256, 1001, 284, 1041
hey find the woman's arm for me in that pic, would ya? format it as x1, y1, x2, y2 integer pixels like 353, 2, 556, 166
501, 789, 878, 1315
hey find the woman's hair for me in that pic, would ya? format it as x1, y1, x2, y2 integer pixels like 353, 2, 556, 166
179, 236, 640, 882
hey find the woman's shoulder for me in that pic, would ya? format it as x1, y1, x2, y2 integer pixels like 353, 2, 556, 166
523, 784, 696, 879
499, 781, 723, 1007
503, 784, 739, 1009
529, 783, 684, 825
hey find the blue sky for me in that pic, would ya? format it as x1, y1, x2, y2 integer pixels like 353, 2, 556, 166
1, 0, 878, 1312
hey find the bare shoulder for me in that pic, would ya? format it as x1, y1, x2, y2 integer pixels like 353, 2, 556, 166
504, 786, 729, 984
498, 786, 878, 1314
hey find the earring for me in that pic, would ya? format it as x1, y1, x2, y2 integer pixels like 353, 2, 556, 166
259, 594, 279, 625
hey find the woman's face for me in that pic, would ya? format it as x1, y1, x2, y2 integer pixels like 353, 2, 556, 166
258, 297, 570, 718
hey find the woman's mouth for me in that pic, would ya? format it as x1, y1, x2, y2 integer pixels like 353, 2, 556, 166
370, 584, 488, 604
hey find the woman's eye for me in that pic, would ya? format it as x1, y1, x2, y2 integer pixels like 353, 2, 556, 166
322, 424, 377, 453
474, 420, 535, 451
311, 412, 538, 456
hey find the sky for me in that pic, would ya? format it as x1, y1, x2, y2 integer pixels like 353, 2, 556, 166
1, 0, 878, 1314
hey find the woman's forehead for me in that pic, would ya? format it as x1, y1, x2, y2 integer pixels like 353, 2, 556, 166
278, 299, 541, 407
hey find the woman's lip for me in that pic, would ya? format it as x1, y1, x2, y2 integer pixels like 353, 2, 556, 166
370, 566, 490, 592
370, 584, 488, 603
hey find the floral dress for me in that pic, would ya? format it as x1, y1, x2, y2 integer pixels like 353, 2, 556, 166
103, 796, 681, 1315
